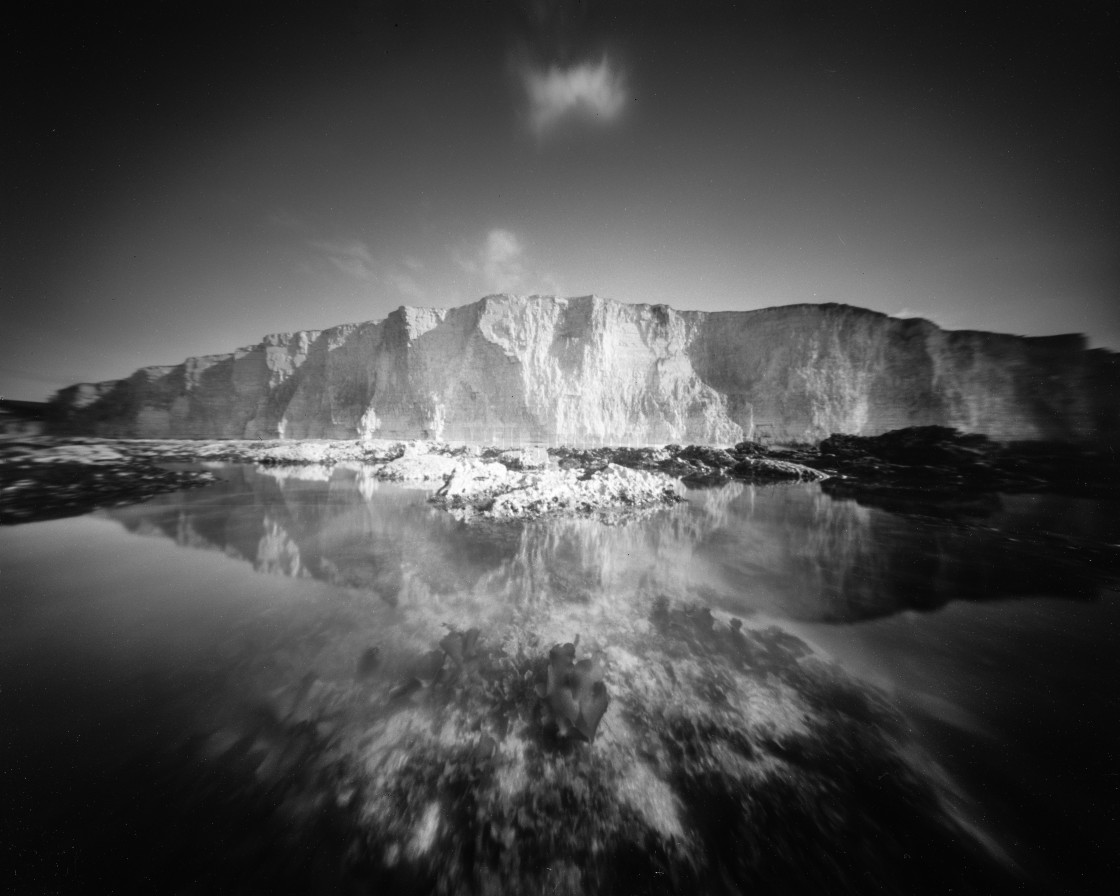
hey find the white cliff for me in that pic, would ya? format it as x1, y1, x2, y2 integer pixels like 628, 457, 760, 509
49, 295, 1119, 444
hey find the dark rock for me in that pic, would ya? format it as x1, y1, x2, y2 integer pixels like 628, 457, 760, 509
732, 440, 768, 457
356, 647, 381, 678
806, 426, 1120, 518
676, 445, 738, 468
439, 626, 481, 671
0, 448, 215, 526
730, 457, 829, 483
610, 446, 666, 469
473, 733, 497, 761
820, 426, 995, 466
537, 641, 610, 743
680, 466, 731, 487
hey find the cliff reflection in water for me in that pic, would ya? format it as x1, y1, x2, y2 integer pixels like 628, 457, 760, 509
103, 464, 1114, 623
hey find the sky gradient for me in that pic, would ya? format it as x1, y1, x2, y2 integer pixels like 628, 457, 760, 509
4, 0, 1118, 401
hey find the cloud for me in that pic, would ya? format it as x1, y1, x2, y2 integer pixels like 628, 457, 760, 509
456, 228, 562, 296
482, 229, 525, 291
520, 56, 626, 137
459, 228, 525, 292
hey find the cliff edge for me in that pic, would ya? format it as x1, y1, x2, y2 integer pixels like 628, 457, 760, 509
47, 295, 1119, 444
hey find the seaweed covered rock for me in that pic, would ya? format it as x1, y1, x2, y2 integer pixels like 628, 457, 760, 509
732, 439, 768, 456
0, 437, 214, 524
675, 445, 738, 469
812, 425, 1120, 513
729, 456, 829, 483
820, 426, 995, 466
550, 442, 826, 487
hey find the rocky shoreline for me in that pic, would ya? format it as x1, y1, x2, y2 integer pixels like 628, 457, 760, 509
552, 425, 1119, 499
0, 439, 218, 525
2, 426, 1116, 525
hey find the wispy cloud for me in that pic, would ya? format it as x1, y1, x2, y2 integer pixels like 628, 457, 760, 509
309, 239, 378, 281
388, 271, 426, 302
308, 238, 427, 301
519, 56, 627, 137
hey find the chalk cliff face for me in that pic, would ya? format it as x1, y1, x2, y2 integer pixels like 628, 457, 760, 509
49, 295, 1118, 444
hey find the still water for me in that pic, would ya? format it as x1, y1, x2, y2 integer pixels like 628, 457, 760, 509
1, 463, 1117, 894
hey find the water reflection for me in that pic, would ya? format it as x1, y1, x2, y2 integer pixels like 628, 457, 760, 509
5, 464, 1117, 893
103, 464, 1117, 623
691, 483, 1117, 621
109, 464, 518, 606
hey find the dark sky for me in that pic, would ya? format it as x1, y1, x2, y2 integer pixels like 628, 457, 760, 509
3, 0, 1118, 400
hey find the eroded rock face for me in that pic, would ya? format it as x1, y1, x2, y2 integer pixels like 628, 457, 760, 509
48, 295, 1119, 444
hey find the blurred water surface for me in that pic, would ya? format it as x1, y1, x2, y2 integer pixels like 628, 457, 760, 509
1, 463, 1116, 893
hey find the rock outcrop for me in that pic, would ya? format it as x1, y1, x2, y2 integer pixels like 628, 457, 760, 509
48, 295, 1119, 444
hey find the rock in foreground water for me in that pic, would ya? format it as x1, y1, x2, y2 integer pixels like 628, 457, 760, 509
146, 600, 1020, 896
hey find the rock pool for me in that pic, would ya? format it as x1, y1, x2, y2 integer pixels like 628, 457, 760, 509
2, 464, 1117, 894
